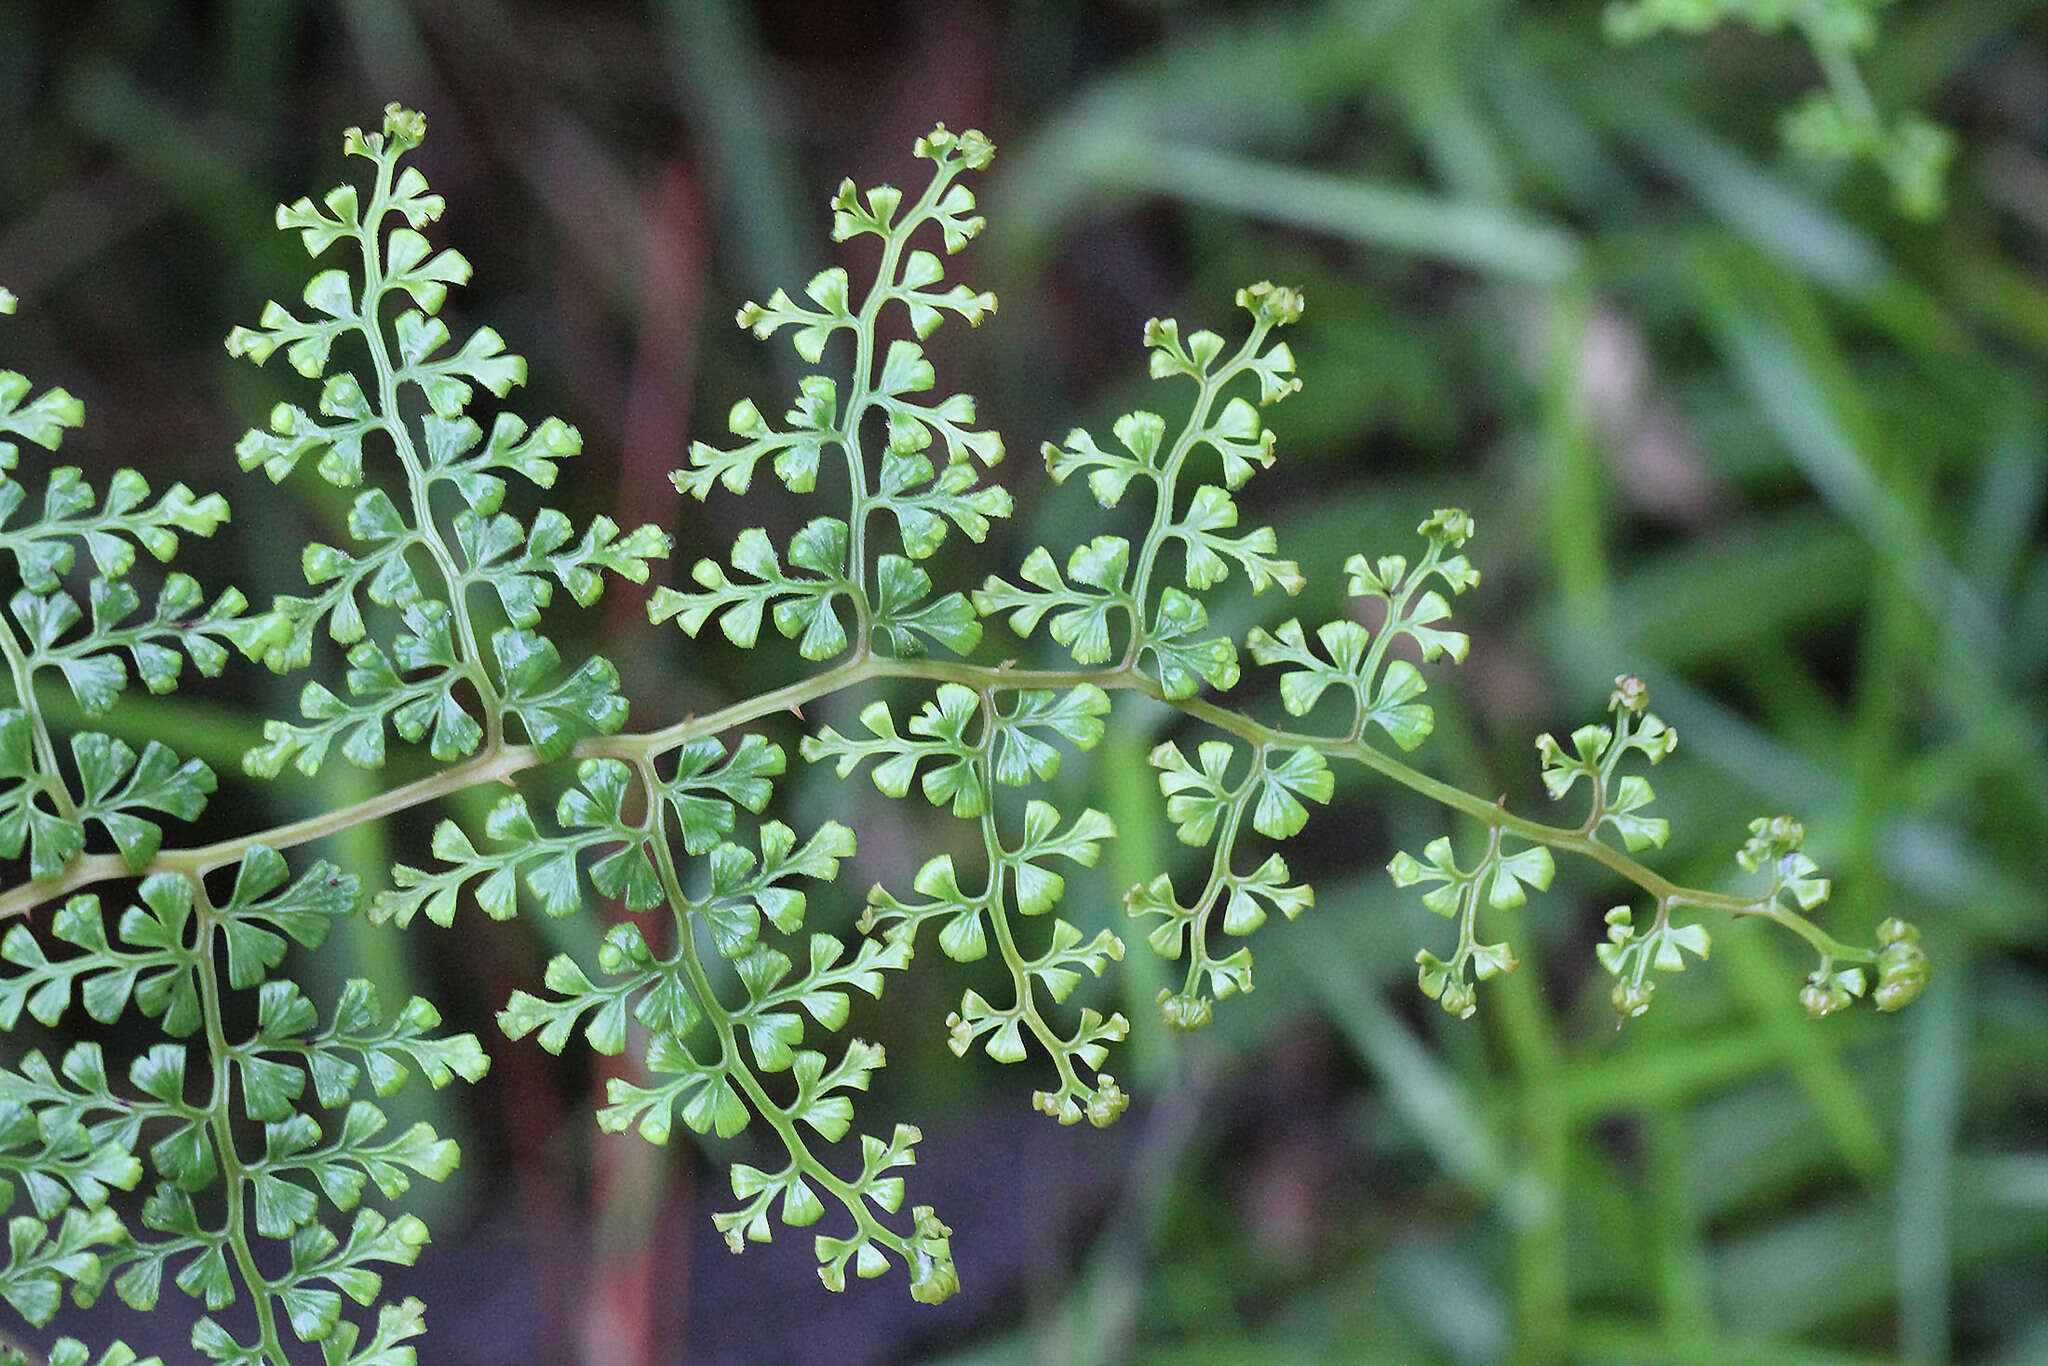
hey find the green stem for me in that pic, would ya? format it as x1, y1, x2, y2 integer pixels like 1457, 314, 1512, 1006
1177, 768, 1253, 1001
0, 654, 1872, 962
971, 694, 1091, 1102
356, 147, 503, 744
192, 879, 291, 1362
1121, 323, 1273, 662
1346, 545, 1441, 743
0, 615, 77, 823
640, 766, 910, 1263
841, 157, 962, 639
1451, 823, 1506, 979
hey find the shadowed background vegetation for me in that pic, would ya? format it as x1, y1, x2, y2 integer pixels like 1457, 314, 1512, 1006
1, 0, 2044, 1362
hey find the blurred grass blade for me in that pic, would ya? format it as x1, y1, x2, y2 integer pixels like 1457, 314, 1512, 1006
1290, 937, 1525, 1210
1694, 249, 2048, 823
1719, 928, 1888, 1182
1121, 136, 1581, 282
655, 0, 812, 308
1620, 106, 1887, 290
1575, 1316, 1900, 1365
1004, 123, 1583, 283
61, 63, 274, 247
1382, 1238, 1511, 1365
1897, 969, 1965, 1365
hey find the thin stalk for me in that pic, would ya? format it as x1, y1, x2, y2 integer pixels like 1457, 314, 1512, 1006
1175, 769, 1254, 1001
1345, 543, 1444, 744
355, 148, 502, 743
1452, 824, 1507, 981
0, 616, 76, 822
971, 697, 1092, 1102
2, 652, 1871, 961
840, 156, 964, 636
1121, 324, 1274, 661
192, 880, 291, 1362
642, 777, 911, 1264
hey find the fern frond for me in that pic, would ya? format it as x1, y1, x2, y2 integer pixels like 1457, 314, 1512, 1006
0, 103, 1938, 1344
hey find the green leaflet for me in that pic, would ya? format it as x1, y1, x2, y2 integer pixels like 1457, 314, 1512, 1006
0, 357, 84, 479
824, 673, 1130, 1126
0, 870, 480, 1361
0, 840, 480, 1354
1130, 738, 1329, 1028
1248, 510, 1478, 745
2, 1339, 164, 1366
973, 538, 1134, 667
1390, 831, 1551, 1020
650, 521, 856, 660
0, 469, 229, 594
980, 284, 1301, 693
1535, 673, 1678, 853
806, 681, 1113, 819
0, 386, 261, 885
1597, 904, 1712, 1020
803, 684, 988, 816
0, 1043, 145, 1220
493, 769, 929, 1287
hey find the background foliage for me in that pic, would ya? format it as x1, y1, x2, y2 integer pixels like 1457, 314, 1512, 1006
0, 0, 2043, 1362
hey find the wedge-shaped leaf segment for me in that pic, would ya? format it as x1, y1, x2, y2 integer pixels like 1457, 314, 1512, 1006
1126, 738, 1329, 1030
1390, 828, 1550, 1020
821, 678, 1128, 1127
1535, 673, 1677, 852
1250, 510, 1478, 747
0, 300, 272, 888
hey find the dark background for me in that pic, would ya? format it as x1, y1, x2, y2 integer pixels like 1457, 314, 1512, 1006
2, 1, 2045, 1362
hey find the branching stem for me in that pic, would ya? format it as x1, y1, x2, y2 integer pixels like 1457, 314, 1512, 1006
192, 878, 291, 1363
1, 652, 1867, 961
0, 618, 75, 824
1122, 323, 1274, 661
355, 151, 503, 746
641, 766, 910, 1267
841, 151, 970, 638
970, 698, 1086, 1099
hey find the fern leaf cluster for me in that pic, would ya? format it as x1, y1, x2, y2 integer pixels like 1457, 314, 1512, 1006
0, 101, 1927, 1358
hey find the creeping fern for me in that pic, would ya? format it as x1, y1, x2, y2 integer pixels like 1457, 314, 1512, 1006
0, 107, 1927, 1359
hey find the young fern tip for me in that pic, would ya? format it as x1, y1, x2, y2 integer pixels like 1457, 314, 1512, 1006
0, 98, 1933, 1357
